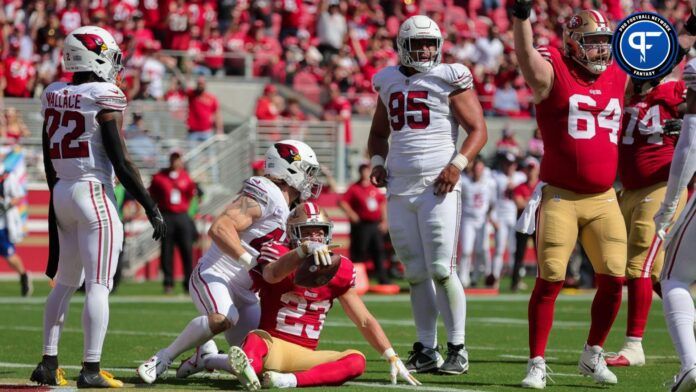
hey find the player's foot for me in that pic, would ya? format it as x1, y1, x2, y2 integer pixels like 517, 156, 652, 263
77, 369, 123, 388
404, 342, 444, 373
606, 338, 645, 367
485, 274, 499, 289
20, 273, 32, 297
439, 343, 469, 375
521, 356, 549, 389
137, 351, 171, 384
671, 365, 696, 392
578, 344, 617, 385
176, 340, 218, 378
30, 362, 68, 386
262, 371, 297, 389
228, 346, 260, 391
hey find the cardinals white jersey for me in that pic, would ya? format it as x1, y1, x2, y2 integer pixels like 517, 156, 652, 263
491, 170, 527, 224
373, 63, 474, 196
461, 171, 497, 225
41, 81, 127, 185
197, 176, 289, 288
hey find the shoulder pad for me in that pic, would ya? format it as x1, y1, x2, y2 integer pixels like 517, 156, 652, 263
441, 63, 473, 90
241, 177, 270, 205
93, 83, 127, 111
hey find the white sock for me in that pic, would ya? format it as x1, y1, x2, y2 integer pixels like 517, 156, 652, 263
43, 283, 78, 356
276, 373, 297, 388
163, 316, 214, 361
435, 275, 466, 345
83, 283, 111, 362
203, 353, 233, 373
458, 254, 472, 287
663, 279, 696, 370
409, 280, 438, 348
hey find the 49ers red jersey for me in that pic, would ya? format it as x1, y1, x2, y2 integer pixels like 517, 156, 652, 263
535, 46, 627, 194
252, 243, 356, 350
618, 80, 684, 190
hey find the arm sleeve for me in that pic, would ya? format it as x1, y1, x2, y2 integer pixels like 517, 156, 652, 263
663, 114, 696, 206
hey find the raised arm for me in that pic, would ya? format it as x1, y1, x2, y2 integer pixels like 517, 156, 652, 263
512, 0, 554, 102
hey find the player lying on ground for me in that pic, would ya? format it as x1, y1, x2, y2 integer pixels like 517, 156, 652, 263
177, 202, 419, 390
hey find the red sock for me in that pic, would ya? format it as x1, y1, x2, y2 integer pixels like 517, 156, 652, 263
626, 277, 653, 338
587, 274, 624, 346
528, 278, 564, 358
241, 333, 268, 374
295, 353, 365, 387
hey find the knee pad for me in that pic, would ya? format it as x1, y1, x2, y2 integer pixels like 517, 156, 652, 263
431, 263, 453, 283
405, 268, 429, 285
208, 313, 232, 334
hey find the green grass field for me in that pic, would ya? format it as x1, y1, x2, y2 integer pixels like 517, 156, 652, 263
0, 279, 682, 391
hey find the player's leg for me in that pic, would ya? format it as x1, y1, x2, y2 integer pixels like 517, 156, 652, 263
523, 186, 578, 389
577, 189, 626, 385
477, 222, 493, 287
160, 213, 176, 293
0, 228, 32, 296
662, 199, 696, 391
174, 214, 195, 292
492, 219, 510, 284
418, 189, 468, 374
387, 194, 441, 372
458, 218, 476, 288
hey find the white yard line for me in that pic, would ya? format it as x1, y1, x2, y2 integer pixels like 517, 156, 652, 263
347, 381, 490, 392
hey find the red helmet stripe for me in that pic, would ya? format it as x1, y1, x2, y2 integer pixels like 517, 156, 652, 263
589, 10, 606, 25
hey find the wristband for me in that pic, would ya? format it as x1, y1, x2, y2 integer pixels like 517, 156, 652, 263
449, 153, 469, 171
238, 252, 256, 271
382, 347, 397, 359
370, 155, 385, 168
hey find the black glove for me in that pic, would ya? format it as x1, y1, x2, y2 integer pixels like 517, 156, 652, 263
147, 206, 167, 241
686, 9, 696, 36
511, 0, 533, 20
664, 119, 683, 137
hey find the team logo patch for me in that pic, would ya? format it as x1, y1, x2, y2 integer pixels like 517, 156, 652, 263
274, 143, 301, 164
74, 33, 108, 55
612, 12, 678, 80
567, 15, 583, 29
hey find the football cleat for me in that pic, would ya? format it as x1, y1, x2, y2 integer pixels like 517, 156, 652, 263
521, 356, 550, 389
578, 344, 617, 385
405, 342, 444, 373
439, 343, 469, 375
606, 339, 645, 367
176, 340, 218, 378
671, 365, 696, 392
77, 369, 123, 388
30, 362, 68, 386
20, 274, 32, 297
137, 351, 171, 384
262, 371, 297, 389
228, 346, 260, 391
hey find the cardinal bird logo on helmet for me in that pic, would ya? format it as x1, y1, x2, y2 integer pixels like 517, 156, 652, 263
274, 143, 301, 164
74, 33, 108, 55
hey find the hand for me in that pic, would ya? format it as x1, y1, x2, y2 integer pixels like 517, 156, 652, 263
300, 241, 335, 266
433, 164, 461, 196
654, 202, 678, 240
370, 166, 388, 187
511, 0, 533, 20
664, 119, 683, 137
386, 354, 421, 386
147, 206, 167, 241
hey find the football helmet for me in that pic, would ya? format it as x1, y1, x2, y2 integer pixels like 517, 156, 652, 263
287, 202, 333, 248
63, 26, 123, 84
264, 140, 322, 201
397, 15, 443, 72
563, 10, 613, 75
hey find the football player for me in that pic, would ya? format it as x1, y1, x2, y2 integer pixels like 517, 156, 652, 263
607, 63, 690, 367
512, 3, 628, 388
137, 140, 323, 385
458, 157, 497, 288
181, 202, 419, 390
655, 10, 696, 391
368, 15, 488, 374
31, 26, 167, 388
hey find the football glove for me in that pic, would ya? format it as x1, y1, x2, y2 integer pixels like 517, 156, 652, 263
511, 0, 533, 20
655, 202, 678, 240
664, 119, 683, 137
383, 349, 421, 386
298, 241, 332, 266
147, 206, 167, 241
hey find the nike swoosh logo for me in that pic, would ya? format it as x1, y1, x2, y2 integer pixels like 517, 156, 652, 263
414, 359, 434, 368
643, 197, 653, 203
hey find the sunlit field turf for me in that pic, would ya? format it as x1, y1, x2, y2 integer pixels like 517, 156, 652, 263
0, 279, 681, 391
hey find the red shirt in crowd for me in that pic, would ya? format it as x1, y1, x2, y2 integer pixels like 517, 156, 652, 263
324, 96, 352, 143
187, 89, 219, 132
513, 180, 540, 210
255, 96, 279, 120
341, 181, 385, 222
4, 57, 35, 98
149, 168, 196, 214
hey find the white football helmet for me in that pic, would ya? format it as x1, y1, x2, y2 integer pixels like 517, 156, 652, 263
287, 202, 333, 248
397, 15, 443, 72
62, 26, 123, 84
264, 140, 322, 201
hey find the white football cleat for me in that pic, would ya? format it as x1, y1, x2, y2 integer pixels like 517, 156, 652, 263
176, 340, 218, 378
228, 346, 261, 391
262, 371, 297, 389
671, 365, 696, 392
521, 356, 548, 389
578, 344, 617, 385
605, 338, 645, 367
137, 351, 172, 384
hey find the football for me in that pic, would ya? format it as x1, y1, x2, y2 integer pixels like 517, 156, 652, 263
293, 253, 342, 288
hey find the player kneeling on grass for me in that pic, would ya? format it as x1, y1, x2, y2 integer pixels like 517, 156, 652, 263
180, 202, 419, 390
